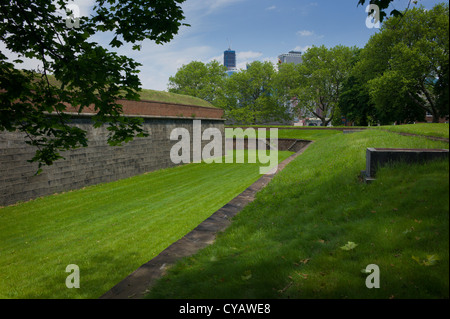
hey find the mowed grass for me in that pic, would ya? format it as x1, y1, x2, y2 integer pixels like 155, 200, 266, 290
0, 151, 293, 299
225, 127, 341, 141
138, 88, 216, 108
276, 129, 341, 140
372, 123, 449, 139
42, 74, 216, 108
147, 129, 449, 299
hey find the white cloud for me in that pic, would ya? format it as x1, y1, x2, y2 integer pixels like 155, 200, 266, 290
208, 55, 224, 64
0, 42, 42, 71
296, 29, 324, 40
68, 0, 95, 17
183, 0, 247, 16
266, 5, 277, 11
297, 30, 314, 37
53, 0, 95, 19
133, 43, 216, 91
262, 56, 279, 66
235, 51, 263, 69
238, 51, 263, 60
293, 45, 313, 53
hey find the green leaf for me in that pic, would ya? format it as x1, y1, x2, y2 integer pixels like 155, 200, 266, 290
412, 254, 440, 266
1, 0, 188, 169
241, 270, 252, 281
423, 255, 440, 266
340, 241, 358, 251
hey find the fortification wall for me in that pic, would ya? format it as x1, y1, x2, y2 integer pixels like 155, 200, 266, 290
0, 100, 225, 207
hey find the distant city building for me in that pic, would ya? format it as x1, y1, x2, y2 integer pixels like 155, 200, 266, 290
278, 51, 303, 65
224, 48, 236, 69
278, 51, 306, 126
224, 47, 238, 76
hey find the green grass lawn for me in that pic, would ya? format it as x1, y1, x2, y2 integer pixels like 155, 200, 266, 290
276, 129, 341, 140
138, 89, 216, 108
146, 129, 449, 299
1, 127, 448, 299
225, 128, 341, 141
0, 151, 293, 299
371, 123, 449, 139
42, 74, 216, 108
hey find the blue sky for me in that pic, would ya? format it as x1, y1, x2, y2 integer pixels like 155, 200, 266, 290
2, 0, 446, 91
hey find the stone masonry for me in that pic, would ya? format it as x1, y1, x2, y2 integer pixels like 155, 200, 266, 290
0, 114, 225, 207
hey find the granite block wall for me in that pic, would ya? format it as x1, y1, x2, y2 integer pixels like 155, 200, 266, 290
0, 117, 225, 207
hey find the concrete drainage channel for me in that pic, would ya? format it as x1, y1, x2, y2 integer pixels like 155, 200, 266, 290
100, 139, 313, 299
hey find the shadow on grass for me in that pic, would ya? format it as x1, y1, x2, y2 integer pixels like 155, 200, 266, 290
17, 249, 141, 299
146, 158, 449, 299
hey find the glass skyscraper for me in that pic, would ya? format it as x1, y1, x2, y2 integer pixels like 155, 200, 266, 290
224, 49, 236, 69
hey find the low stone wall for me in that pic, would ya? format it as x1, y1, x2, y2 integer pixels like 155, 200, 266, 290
0, 116, 225, 207
361, 147, 449, 183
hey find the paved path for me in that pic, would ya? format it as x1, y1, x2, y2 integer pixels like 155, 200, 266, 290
100, 141, 313, 299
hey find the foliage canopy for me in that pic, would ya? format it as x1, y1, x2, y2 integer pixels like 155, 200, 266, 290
0, 0, 187, 172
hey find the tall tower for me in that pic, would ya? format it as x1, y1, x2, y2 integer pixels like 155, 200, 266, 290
224, 47, 236, 70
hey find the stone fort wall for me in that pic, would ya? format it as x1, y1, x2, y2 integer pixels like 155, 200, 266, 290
0, 100, 225, 207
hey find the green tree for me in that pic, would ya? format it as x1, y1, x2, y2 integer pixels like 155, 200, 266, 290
338, 49, 379, 126
167, 60, 227, 105
338, 75, 379, 126
292, 45, 358, 126
222, 61, 290, 125
273, 62, 302, 120
0, 0, 187, 172
356, 3, 449, 123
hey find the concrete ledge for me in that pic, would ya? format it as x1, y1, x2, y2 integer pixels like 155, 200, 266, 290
361, 148, 449, 183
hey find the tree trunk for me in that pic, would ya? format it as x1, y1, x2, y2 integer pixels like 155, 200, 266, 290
323, 117, 332, 127
432, 113, 440, 123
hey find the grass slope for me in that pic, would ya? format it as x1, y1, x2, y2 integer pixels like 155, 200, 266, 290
147, 130, 449, 299
372, 123, 449, 139
0, 151, 293, 298
225, 128, 341, 141
138, 89, 216, 108
42, 73, 216, 108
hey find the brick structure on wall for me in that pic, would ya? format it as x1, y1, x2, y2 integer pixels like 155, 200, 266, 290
66, 99, 224, 120
0, 101, 225, 207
